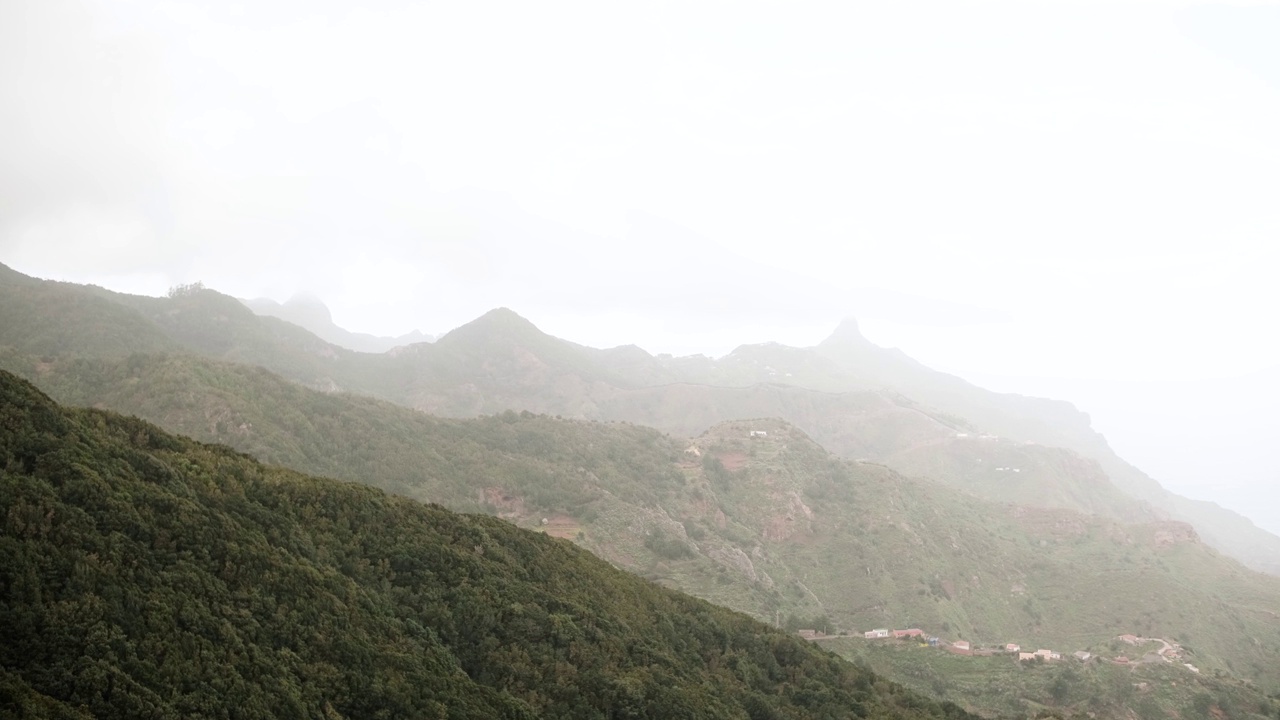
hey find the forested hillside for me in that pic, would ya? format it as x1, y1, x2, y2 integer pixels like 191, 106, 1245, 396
7, 351, 1280, 705
0, 370, 976, 719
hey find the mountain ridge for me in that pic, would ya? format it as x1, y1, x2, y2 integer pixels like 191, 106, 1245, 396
2, 263, 1277, 577
242, 294, 435, 353
7, 270, 1280, 715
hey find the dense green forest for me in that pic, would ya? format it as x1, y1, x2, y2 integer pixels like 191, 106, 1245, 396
0, 370, 977, 719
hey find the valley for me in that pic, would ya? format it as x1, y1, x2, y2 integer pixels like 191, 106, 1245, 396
3, 265, 1280, 718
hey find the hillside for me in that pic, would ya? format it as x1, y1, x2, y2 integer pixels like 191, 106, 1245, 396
2, 266, 1277, 570
809, 320, 1280, 577
0, 275, 178, 358
0, 267, 1165, 532
0, 370, 978, 719
827, 638, 1280, 719
401, 315, 1280, 576
8, 352, 1280, 708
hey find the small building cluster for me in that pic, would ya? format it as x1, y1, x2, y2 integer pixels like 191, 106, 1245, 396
821, 626, 1196, 675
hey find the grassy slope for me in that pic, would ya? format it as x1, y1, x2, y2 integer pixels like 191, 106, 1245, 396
0, 370, 978, 720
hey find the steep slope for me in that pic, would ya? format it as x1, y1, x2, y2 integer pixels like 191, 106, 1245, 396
882, 436, 1153, 522
0, 276, 178, 358
673, 421, 1280, 692
401, 310, 1274, 576
0, 370, 976, 720
810, 319, 1280, 576
9, 353, 1280, 701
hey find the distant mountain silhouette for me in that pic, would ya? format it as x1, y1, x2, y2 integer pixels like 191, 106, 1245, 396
243, 294, 434, 353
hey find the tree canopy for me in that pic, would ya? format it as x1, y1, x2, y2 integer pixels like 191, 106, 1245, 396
0, 371, 975, 719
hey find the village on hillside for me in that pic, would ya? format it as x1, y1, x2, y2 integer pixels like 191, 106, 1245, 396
794, 627, 1200, 675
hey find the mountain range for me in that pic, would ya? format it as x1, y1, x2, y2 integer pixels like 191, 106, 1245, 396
3, 263, 1275, 576
3, 263, 1280, 717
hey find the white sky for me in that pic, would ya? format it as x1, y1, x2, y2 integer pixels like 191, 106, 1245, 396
3, 0, 1279, 534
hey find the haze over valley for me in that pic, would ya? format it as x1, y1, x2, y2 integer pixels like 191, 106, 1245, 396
4, 1, 1280, 717
5, 265, 1280, 717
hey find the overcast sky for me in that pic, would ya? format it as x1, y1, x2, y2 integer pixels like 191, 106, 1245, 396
3, 0, 1279, 534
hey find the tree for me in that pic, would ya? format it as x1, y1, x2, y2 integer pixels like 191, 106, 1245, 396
167, 281, 205, 297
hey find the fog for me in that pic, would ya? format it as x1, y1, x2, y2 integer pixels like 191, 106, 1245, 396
3, 1, 1279, 533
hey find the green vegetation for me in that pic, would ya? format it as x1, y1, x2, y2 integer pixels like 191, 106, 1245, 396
10, 261, 1275, 582
825, 638, 1279, 720
0, 371, 977, 719
0, 277, 178, 358
8, 351, 1280, 709
6, 265, 1280, 718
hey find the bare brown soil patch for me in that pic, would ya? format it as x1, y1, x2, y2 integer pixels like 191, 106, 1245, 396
482, 487, 526, 519
542, 514, 581, 539
715, 452, 748, 471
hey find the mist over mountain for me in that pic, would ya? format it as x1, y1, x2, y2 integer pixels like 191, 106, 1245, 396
243, 294, 435, 353
8, 2, 1280, 717
8, 350, 1280, 716
6, 264, 1280, 716
3, 263, 1277, 578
